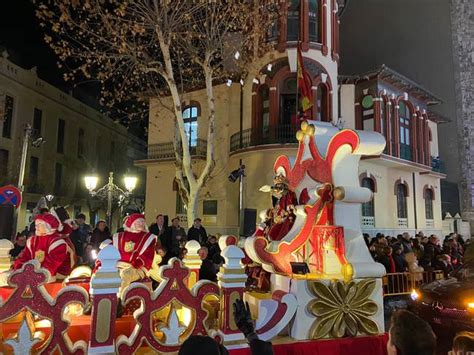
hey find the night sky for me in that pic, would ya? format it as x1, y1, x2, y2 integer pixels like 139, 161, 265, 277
0, 0, 68, 90
0, 0, 146, 138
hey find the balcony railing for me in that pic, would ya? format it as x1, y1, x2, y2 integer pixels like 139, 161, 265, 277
426, 219, 435, 228
399, 144, 412, 161
431, 156, 445, 174
230, 125, 299, 153
397, 218, 408, 228
361, 216, 375, 228
148, 139, 207, 160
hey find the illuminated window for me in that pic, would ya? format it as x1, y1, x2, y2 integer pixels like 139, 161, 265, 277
396, 183, 408, 219
182, 106, 199, 148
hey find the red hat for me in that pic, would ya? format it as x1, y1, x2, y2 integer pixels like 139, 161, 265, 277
35, 213, 60, 231
124, 213, 145, 228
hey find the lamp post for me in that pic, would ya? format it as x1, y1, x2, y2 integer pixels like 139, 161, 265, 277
84, 172, 137, 230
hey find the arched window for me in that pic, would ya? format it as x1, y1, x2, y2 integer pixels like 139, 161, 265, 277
182, 105, 199, 147
396, 183, 408, 219
308, 0, 319, 42
287, 0, 300, 41
316, 84, 328, 122
361, 178, 375, 217
424, 188, 434, 220
260, 85, 270, 138
398, 101, 411, 160
361, 94, 374, 131
279, 76, 299, 127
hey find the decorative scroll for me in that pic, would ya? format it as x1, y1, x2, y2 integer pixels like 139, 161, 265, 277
308, 279, 379, 339
117, 258, 219, 354
274, 122, 359, 189
0, 261, 88, 354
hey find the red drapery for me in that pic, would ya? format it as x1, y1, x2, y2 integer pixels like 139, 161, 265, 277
230, 334, 388, 355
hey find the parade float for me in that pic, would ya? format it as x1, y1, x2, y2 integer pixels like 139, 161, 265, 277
0, 120, 388, 354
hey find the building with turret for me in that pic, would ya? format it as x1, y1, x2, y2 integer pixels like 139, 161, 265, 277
139, 1, 446, 237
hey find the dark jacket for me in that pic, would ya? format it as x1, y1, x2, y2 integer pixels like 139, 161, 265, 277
420, 242, 441, 268
393, 253, 408, 272
199, 259, 217, 282
70, 229, 85, 258
149, 223, 167, 239
161, 226, 186, 257
187, 226, 208, 245
10, 244, 25, 259
90, 227, 111, 249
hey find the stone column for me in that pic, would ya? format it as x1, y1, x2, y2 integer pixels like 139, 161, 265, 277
450, 0, 474, 230
217, 245, 247, 349
88, 245, 121, 355
183, 240, 202, 288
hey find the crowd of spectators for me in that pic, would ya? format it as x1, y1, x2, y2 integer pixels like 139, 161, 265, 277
365, 231, 469, 277
150, 215, 223, 283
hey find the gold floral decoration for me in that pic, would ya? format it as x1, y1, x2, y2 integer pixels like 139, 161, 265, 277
307, 279, 379, 339
296, 121, 315, 141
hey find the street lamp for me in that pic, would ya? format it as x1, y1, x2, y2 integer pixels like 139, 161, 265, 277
84, 172, 137, 230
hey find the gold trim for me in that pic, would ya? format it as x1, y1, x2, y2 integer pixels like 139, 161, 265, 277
95, 299, 111, 343
218, 277, 248, 284
219, 268, 245, 275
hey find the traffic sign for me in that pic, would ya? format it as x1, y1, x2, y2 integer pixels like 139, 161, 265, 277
0, 185, 22, 209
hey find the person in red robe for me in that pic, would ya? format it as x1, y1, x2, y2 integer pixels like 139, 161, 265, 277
51, 207, 77, 279
112, 213, 157, 298
11, 213, 68, 281
267, 175, 298, 241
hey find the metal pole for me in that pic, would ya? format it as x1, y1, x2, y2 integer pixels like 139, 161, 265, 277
17, 124, 32, 191
12, 124, 31, 236
107, 172, 113, 230
239, 83, 243, 148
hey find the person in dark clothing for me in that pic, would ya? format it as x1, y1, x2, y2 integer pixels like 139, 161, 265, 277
233, 299, 274, 355
76, 213, 92, 246
387, 310, 436, 355
149, 214, 168, 242
206, 235, 224, 264
90, 220, 111, 249
198, 247, 217, 282
69, 221, 85, 259
157, 246, 171, 266
10, 234, 27, 259
378, 246, 396, 274
420, 235, 442, 270
179, 336, 228, 355
400, 233, 413, 254
162, 217, 187, 257
392, 244, 408, 273
187, 218, 208, 245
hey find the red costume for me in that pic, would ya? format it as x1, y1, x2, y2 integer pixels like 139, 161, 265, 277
112, 227, 156, 273
112, 214, 157, 297
13, 213, 68, 279
268, 189, 298, 241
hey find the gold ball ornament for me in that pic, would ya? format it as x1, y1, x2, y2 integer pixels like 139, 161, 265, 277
301, 121, 308, 131
296, 130, 305, 142
333, 187, 345, 200
306, 124, 315, 136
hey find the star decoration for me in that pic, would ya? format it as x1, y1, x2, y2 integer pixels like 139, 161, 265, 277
159, 307, 187, 345
5, 317, 41, 354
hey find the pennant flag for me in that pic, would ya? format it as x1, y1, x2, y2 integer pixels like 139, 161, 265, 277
297, 43, 313, 113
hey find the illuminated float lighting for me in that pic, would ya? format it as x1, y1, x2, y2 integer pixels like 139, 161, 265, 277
410, 289, 420, 301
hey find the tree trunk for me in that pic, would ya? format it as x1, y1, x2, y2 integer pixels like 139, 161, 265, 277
186, 189, 199, 229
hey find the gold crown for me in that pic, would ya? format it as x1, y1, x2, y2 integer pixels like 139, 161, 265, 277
273, 174, 289, 185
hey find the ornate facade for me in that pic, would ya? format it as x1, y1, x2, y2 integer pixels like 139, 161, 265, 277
140, 0, 445, 237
